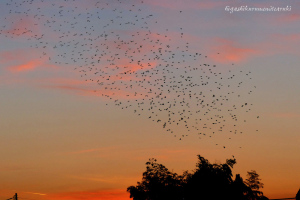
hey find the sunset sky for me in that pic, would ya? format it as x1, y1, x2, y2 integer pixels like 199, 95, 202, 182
0, 0, 300, 200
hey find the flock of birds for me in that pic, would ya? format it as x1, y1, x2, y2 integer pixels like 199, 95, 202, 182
1, 0, 259, 146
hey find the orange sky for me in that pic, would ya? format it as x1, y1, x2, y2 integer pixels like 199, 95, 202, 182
0, 0, 300, 200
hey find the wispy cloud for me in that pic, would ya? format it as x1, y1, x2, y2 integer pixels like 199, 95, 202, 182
66, 146, 118, 155
1, 48, 53, 73
143, 0, 226, 10
270, 112, 300, 119
25, 192, 47, 196
42, 79, 144, 99
0, 15, 40, 37
208, 38, 258, 63
279, 13, 300, 23
8, 58, 46, 72
64, 145, 196, 164
258, 33, 300, 57
67, 174, 139, 184
48, 189, 129, 200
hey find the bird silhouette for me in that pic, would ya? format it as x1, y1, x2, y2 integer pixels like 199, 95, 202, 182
0, 0, 259, 148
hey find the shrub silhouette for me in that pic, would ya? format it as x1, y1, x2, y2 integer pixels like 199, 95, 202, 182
127, 155, 268, 200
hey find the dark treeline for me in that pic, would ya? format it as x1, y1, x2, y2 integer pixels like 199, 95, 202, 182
127, 155, 269, 200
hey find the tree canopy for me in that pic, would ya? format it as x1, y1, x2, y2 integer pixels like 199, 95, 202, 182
296, 188, 300, 200
127, 155, 268, 200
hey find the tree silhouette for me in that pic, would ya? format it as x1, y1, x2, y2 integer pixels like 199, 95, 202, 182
127, 158, 186, 200
244, 170, 266, 200
127, 155, 269, 200
296, 188, 300, 200
231, 174, 253, 200
184, 155, 236, 200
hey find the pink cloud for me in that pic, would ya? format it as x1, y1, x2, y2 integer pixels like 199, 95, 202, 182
41, 77, 146, 99
280, 13, 300, 22
208, 38, 258, 63
272, 33, 300, 43
257, 33, 300, 57
1, 49, 36, 63
8, 59, 45, 72
98, 29, 173, 53
31, 0, 123, 14
38, 78, 97, 96
0, 48, 54, 73
1, 15, 40, 38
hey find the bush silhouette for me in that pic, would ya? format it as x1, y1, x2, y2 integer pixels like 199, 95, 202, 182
127, 155, 268, 200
